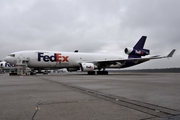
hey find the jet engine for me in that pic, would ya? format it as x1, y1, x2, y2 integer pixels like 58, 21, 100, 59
80, 63, 95, 72
124, 48, 150, 56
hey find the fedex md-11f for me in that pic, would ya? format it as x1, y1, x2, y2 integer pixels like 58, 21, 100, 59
4, 36, 176, 75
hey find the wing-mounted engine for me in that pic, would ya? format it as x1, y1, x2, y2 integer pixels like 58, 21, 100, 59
80, 63, 95, 72
124, 48, 150, 56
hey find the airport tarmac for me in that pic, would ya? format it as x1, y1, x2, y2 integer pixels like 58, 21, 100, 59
0, 72, 180, 120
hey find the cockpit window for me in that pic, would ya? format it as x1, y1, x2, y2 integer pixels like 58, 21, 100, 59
9, 54, 15, 57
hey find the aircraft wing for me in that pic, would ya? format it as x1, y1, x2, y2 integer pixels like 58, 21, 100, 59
93, 49, 176, 65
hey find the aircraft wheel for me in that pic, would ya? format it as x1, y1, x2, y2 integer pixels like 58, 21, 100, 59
87, 71, 95, 75
97, 71, 108, 75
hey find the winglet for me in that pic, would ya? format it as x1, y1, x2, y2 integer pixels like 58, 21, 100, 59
167, 49, 176, 57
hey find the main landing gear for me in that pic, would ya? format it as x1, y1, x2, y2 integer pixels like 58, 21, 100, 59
97, 71, 108, 75
87, 71, 96, 75
87, 71, 108, 75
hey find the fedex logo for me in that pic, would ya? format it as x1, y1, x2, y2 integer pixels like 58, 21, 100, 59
38, 52, 69, 62
135, 50, 144, 54
135, 50, 149, 56
5, 63, 15, 67
86, 66, 93, 68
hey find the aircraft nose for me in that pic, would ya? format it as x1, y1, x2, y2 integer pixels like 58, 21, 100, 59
4, 56, 10, 62
4, 56, 14, 64
4, 53, 17, 64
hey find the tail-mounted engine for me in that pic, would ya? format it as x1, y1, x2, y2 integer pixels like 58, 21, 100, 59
124, 48, 150, 56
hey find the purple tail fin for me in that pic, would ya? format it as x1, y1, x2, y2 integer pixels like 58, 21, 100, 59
133, 36, 146, 49
128, 36, 147, 58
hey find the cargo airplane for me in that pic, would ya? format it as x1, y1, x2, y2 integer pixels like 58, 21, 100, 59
4, 36, 176, 75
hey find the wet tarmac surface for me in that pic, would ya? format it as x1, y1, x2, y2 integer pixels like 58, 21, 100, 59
0, 72, 180, 120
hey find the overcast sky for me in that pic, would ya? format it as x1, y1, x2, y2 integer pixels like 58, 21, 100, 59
0, 0, 179, 69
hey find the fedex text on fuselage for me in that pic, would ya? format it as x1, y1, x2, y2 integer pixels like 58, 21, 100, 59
38, 52, 69, 62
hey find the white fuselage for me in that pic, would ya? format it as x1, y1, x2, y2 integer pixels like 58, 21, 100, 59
4, 50, 125, 69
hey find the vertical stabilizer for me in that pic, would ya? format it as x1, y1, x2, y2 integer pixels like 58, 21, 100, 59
128, 36, 147, 58
133, 36, 147, 49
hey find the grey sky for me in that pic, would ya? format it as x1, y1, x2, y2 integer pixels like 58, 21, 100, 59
0, 0, 179, 69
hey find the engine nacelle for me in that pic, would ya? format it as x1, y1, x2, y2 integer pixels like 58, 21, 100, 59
124, 48, 150, 56
80, 63, 95, 72
124, 48, 133, 54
